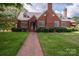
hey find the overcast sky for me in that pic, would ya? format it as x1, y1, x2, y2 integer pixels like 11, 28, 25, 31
23, 3, 79, 18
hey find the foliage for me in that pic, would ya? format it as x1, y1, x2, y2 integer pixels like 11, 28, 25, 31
0, 3, 23, 30
36, 27, 76, 32
72, 16, 79, 24
0, 3, 23, 10
0, 19, 16, 30
54, 27, 67, 32
75, 24, 79, 31
11, 27, 27, 32
0, 3, 32, 30
36, 27, 45, 32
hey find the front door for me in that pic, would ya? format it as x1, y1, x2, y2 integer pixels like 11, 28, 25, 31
30, 22, 36, 32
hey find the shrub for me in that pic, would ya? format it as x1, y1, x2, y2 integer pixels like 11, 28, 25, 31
36, 28, 42, 32
11, 27, 21, 32
66, 29, 72, 32
49, 28, 54, 32
54, 27, 67, 32
66, 28, 73, 32
21, 28, 27, 32
11, 27, 17, 32
36, 28, 40, 32
54, 27, 77, 32
36, 28, 53, 32
36, 27, 76, 32
11, 27, 26, 32
36, 27, 45, 32
72, 28, 77, 31
44, 29, 49, 32
75, 24, 79, 31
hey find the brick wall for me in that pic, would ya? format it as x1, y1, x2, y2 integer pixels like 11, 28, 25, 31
46, 3, 61, 28
38, 3, 61, 29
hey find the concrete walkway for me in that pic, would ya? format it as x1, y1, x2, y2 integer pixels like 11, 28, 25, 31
17, 32, 43, 56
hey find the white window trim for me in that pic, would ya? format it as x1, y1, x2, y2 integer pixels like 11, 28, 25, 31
54, 21, 60, 27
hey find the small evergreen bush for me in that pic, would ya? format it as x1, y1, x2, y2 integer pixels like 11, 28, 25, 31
11, 27, 26, 32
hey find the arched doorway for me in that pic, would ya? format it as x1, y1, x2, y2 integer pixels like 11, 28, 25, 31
28, 16, 37, 32
30, 21, 37, 31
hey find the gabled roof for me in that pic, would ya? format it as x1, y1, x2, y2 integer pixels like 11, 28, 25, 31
27, 12, 43, 19
17, 10, 43, 20
61, 18, 76, 22
17, 9, 76, 23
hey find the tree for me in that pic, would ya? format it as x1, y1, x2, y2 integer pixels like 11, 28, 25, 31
0, 3, 23, 31
0, 3, 33, 31
72, 16, 79, 24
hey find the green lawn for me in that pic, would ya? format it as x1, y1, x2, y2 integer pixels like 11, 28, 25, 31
38, 32, 79, 56
0, 32, 27, 56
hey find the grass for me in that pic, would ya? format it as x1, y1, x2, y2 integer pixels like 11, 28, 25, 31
38, 32, 79, 56
0, 32, 27, 56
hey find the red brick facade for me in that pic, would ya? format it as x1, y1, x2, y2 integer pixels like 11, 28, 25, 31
38, 3, 61, 28
17, 3, 76, 31
64, 8, 67, 19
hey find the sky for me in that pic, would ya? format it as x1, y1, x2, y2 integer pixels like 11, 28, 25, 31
23, 3, 79, 18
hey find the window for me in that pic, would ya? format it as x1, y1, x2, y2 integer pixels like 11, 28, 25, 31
27, 16, 29, 18
39, 20, 45, 27
21, 22, 28, 28
23, 13, 26, 17
54, 21, 59, 27
61, 22, 66, 27
23, 13, 29, 18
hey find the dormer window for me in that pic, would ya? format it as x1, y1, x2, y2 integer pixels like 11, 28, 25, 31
27, 16, 29, 18
23, 13, 29, 18
23, 13, 26, 17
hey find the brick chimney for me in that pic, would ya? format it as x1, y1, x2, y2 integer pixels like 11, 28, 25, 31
48, 3, 52, 12
46, 3, 53, 28
64, 8, 67, 19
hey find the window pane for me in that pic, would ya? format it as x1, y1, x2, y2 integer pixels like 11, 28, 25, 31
21, 22, 28, 28
61, 22, 66, 27
54, 21, 59, 27
39, 20, 45, 27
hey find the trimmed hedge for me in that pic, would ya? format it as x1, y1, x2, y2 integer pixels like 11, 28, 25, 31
54, 27, 67, 32
36, 27, 76, 32
11, 27, 27, 32
49, 28, 54, 32
11, 27, 77, 32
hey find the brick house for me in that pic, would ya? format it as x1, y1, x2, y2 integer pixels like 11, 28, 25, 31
17, 3, 76, 31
